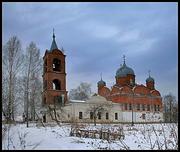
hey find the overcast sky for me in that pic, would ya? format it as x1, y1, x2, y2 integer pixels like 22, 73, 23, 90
2, 2, 178, 99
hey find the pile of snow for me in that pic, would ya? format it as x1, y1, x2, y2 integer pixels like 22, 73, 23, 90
2, 123, 178, 150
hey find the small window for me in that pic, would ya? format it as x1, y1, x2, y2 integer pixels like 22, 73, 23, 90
137, 104, 140, 111
106, 112, 109, 120
142, 104, 145, 111
90, 112, 93, 119
79, 112, 83, 119
157, 105, 160, 111
147, 105, 150, 111
142, 114, 146, 119
115, 113, 118, 120
154, 105, 157, 111
98, 112, 101, 119
129, 103, 132, 110
124, 103, 128, 110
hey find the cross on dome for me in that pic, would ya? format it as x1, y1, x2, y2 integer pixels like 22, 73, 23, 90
148, 70, 151, 77
123, 55, 126, 65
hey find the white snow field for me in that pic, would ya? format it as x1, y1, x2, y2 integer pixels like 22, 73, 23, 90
2, 122, 178, 150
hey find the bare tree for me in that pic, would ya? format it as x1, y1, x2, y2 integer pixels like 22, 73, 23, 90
24, 42, 42, 127
86, 104, 112, 126
163, 93, 177, 122
69, 82, 92, 101
2, 36, 24, 122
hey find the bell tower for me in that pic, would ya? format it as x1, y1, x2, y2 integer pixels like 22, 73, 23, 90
42, 29, 68, 106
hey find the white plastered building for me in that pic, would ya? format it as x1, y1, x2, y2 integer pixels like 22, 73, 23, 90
44, 95, 163, 123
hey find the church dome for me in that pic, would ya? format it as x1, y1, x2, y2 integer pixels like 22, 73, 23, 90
97, 79, 106, 86
146, 71, 154, 82
97, 73, 106, 86
146, 76, 154, 82
116, 63, 135, 78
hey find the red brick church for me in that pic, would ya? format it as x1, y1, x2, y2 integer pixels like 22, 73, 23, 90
42, 31, 163, 122
97, 56, 163, 113
42, 31, 162, 113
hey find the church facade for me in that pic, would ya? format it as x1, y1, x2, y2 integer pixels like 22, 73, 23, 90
42, 32, 163, 123
97, 56, 163, 122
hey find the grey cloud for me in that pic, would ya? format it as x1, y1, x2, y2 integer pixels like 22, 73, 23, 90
2, 2, 178, 98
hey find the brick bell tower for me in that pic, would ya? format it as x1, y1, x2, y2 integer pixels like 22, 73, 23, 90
42, 29, 68, 106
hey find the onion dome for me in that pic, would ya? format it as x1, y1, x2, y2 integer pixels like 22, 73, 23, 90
97, 79, 106, 86
146, 70, 154, 82
97, 73, 106, 86
116, 55, 135, 78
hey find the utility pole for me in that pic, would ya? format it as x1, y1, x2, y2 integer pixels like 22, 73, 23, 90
131, 93, 134, 126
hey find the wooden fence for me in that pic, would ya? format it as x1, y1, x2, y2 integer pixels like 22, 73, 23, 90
70, 127, 125, 141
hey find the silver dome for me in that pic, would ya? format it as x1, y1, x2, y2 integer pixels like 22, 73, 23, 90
146, 76, 154, 82
97, 79, 106, 86
116, 63, 135, 78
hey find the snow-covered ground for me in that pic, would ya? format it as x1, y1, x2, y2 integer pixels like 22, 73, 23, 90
2, 122, 178, 150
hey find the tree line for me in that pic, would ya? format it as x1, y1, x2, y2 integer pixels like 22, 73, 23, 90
2, 36, 42, 126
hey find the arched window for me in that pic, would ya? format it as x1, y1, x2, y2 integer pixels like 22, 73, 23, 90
90, 112, 93, 119
52, 79, 61, 90
53, 58, 61, 71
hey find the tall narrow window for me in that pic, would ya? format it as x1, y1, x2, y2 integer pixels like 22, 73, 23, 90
98, 112, 101, 119
147, 105, 150, 111
142, 104, 145, 111
106, 113, 109, 120
129, 103, 132, 110
79, 112, 83, 119
53, 58, 61, 71
90, 112, 93, 119
115, 113, 118, 120
157, 105, 160, 111
137, 104, 140, 111
154, 105, 157, 111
